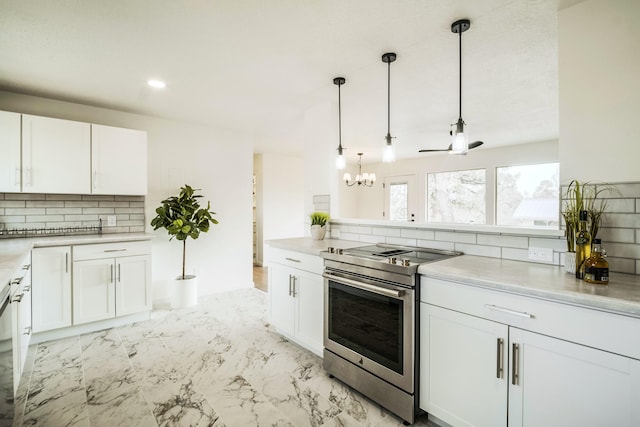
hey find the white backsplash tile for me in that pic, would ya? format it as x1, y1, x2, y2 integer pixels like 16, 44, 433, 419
477, 234, 528, 249
454, 243, 501, 258
434, 231, 476, 244
400, 228, 435, 240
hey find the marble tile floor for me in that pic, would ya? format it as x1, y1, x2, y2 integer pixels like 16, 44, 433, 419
12, 288, 438, 427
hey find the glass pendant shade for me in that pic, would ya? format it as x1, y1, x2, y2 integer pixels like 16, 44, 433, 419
335, 151, 346, 170
451, 122, 468, 154
383, 141, 396, 163
343, 172, 352, 182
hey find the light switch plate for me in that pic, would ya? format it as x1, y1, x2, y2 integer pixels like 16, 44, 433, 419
528, 246, 553, 262
107, 215, 117, 227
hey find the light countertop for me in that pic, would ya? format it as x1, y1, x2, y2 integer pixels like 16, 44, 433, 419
0, 233, 152, 290
265, 237, 362, 256
419, 255, 640, 318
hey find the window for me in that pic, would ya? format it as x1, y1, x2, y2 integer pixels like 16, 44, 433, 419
496, 163, 559, 227
426, 169, 486, 224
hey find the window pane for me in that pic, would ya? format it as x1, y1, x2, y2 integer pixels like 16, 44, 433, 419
496, 163, 559, 227
389, 183, 408, 221
427, 170, 486, 224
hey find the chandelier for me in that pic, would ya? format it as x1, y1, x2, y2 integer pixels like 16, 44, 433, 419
344, 153, 376, 187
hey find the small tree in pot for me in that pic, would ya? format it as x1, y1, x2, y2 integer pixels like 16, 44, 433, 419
151, 185, 218, 307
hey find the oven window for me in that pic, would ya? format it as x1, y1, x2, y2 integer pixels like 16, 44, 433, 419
328, 280, 403, 374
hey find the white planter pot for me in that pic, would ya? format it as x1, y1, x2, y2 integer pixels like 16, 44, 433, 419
172, 275, 198, 308
311, 225, 326, 240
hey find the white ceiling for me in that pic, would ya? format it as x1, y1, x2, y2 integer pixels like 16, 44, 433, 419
0, 0, 572, 162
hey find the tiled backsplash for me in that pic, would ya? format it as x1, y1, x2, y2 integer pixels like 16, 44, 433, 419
330, 182, 640, 275
0, 193, 145, 234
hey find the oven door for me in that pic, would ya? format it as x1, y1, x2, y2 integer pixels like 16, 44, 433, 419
323, 271, 415, 393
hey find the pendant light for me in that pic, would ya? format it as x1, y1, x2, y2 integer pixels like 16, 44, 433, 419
382, 52, 397, 163
334, 77, 346, 170
344, 153, 376, 187
450, 18, 483, 155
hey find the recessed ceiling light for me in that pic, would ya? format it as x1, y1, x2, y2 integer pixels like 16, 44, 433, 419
147, 79, 166, 89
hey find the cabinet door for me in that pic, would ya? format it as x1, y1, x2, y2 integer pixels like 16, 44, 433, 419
91, 124, 147, 195
269, 264, 295, 337
0, 110, 21, 192
22, 114, 90, 194
32, 246, 72, 332
420, 303, 508, 427
509, 328, 640, 427
294, 269, 323, 356
115, 255, 151, 316
72, 259, 116, 325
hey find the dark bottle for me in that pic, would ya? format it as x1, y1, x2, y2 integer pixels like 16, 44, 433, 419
584, 239, 609, 284
575, 210, 591, 279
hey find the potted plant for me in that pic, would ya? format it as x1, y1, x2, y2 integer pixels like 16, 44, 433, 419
561, 180, 609, 273
310, 212, 329, 240
151, 185, 218, 308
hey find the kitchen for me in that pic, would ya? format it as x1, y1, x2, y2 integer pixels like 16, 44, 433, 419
1, 0, 640, 425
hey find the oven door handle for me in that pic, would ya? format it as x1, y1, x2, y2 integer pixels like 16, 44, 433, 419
323, 272, 405, 298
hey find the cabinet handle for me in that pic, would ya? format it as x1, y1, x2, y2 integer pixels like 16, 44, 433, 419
23, 285, 31, 293
93, 170, 97, 189
14, 167, 20, 186
65, 252, 69, 273
12, 293, 24, 303
117, 264, 121, 282
22, 264, 31, 270
292, 276, 297, 298
496, 338, 504, 379
110, 265, 114, 283
104, 249, 127, 253
485, 304, 534, 319
11, 277, 23, 286
25, 167, 32, 187
285, 257, 300, 263
512, 343, 520, 386
23, 326, 31, 335
288, 275, 293, 296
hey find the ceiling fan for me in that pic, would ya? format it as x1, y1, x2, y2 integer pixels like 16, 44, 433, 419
419, 18, 484, 155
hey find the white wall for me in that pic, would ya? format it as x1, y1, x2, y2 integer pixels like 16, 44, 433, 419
259, 152, 305, 243
559, 0, 640, 182
0, 90, 254, 301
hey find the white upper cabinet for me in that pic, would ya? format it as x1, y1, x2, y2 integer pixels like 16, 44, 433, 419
91, 124, 147, 195
22, 114, 90, 194
0, 110, 22, 192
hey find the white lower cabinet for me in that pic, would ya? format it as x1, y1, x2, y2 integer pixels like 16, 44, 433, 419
73, 242, 151, 325
420, 277, 640, 427
32, 246, 72, 333
267, 247, 323, 356
421, 304, 508, 427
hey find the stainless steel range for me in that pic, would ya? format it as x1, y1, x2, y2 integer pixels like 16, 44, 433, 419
321, 243, 461, 424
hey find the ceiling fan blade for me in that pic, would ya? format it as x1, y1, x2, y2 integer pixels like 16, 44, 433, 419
419, 143, 453, 153
418, 148, 450, 153
468, 141, 484, 150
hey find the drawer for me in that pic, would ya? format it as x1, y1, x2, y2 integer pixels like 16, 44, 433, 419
73, 240, 151, 261
421, 276, 640, 360
266, 247, 323, 275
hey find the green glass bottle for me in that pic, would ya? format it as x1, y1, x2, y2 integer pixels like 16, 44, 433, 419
575, 210, 591, 279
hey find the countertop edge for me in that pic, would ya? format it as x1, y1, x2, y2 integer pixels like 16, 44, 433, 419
419, 255, 640, 319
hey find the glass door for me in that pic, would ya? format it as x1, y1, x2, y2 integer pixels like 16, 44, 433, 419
383, 174, 417, 222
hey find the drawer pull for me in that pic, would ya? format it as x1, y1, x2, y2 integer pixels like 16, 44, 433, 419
11, 277, 23, 286
285, 257, 300, 263
485, 304, 534, 319
104, 249, 127, 253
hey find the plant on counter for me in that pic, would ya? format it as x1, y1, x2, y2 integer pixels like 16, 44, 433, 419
310, 211, 329, 240
562, 180, 610, 252
310, 211, 329, 227
151, 184, 218, 279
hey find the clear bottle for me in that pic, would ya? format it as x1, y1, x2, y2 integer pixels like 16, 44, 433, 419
584, 239, 609, 284
575, 210, 591, 279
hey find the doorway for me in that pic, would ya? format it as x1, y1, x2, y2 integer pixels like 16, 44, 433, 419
383, 174, 417, 222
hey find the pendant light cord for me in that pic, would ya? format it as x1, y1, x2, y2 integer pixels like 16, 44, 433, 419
387, 59, 391, 136
338, 82, 342, 149
458, 28, 463, 121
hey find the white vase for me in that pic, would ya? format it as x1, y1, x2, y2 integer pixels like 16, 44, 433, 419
564, 252, 576, 274
311, 225, 326, 240
172, 275, 198, 308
